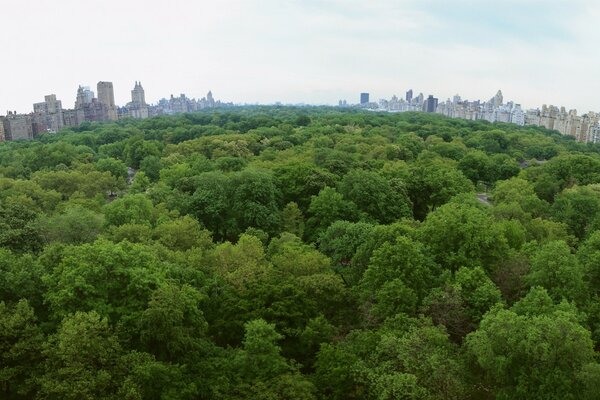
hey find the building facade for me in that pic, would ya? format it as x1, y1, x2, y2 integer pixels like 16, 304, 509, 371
1, 112, 34, 140
97, 81, 118, 121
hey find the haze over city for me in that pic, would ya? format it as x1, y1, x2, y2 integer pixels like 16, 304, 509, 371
1, 0, 599, 112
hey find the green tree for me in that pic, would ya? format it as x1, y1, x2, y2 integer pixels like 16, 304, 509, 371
306, 187, 359, 243
526, 240, 587, 304
0, 300, 44, 399
338, 169, 412, 223
467, 287, 599, 400
419, 201, 509, 271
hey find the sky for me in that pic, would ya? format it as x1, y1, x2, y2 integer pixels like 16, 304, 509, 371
0, 0, 599, 113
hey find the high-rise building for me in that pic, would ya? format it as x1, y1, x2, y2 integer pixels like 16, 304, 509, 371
1, 112, 34, 140
131, 81, 146, 106
207, 90, 215, 107
128, 81, 149, 119
490, 90, 503, 109
33, 94, 64, 133
425, 95, 438, 113
406, 89, 413, 103
97, 81, 117, 121
75, 86, 94, 109
360, 93, 370, 105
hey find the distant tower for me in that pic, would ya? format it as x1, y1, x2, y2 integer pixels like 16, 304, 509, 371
97, 81, 117, 121
491, 90, 503, 108
207, 90, 215, 107
406, 89, 413, 103
75, 85, 94, 109
131, 81, 146, 105
425, 95, 439, 113
360, 93, 370, 105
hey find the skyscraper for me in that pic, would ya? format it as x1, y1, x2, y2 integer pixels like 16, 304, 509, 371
131, 81, 146, 106
128, 81, 149, 119
360, 93, 370, 105
425, 95, 438, 113
97, 81, 117, 121
406, 89, 413, 103
75, 86, 94, 109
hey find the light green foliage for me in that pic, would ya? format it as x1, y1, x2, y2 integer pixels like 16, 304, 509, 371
43, 240, 166, 324
153, 216, 212, 251
419, 202, 510, 271
103, 194, 154, 227
32, 168, 119, 199
526, 240, 587, 304
467, 287, 599, 400
96, 157, 128, 180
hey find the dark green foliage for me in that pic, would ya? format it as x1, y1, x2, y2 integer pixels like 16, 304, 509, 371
1, 107, 600, 399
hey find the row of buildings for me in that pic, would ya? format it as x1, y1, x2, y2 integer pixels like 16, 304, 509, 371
0, 82, 227, 141
352, 89, 600, 143
347, 90, 440, 114
436, 90, 600, 143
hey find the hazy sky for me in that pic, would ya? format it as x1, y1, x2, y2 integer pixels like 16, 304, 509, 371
1, 0, 598, 112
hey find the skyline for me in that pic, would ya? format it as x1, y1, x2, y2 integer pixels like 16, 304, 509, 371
1, 1, 599, 112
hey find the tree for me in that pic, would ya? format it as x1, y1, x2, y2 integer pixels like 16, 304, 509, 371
153, 216, 212, 251
229, 169, 281, 238
140, 284, 209, 362
103, 194, 154, 227
338, 169, 412, 223
467, 287, 599, 400
96, 157, 128, 181
43, 240, 166, 328
408, 157, 474, 220
189, 171, 231, 240
281, 202, 305, 237
38, 206, 104, 244
419, 201, 509, 272
526, 240, 587, 304
38, 311, 127, 400
0, 300, 44, 399
305, 187, 359, 243
359, 236, 440, 319
0, 198, 43, 253
552, 185, 600, 240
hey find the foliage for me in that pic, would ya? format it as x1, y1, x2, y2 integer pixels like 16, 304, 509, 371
0, 107, 599, 398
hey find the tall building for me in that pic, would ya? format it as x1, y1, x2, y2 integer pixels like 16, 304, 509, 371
97, 81, 117, 121
406, 89, 413, 103
491, 90, 503, 108
425, 95, 438, 113
360, 93, 370, 105
206, 90, 215, 107
33, 94, 64, 133
75, 86, 94, 108
127, 81, 149, 119
131, 81, 146, 106
1, 112, 34, 140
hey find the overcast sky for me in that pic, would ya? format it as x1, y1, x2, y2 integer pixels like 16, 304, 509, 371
1, 0, 598, 113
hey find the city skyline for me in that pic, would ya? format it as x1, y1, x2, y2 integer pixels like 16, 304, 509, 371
1, 1, 599, 113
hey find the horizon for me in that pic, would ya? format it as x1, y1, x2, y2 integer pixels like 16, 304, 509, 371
1, 0, 598, 113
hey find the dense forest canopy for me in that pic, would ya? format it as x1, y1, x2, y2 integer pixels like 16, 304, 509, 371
2, 107, 600, 399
